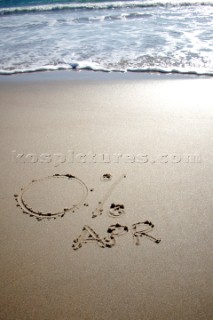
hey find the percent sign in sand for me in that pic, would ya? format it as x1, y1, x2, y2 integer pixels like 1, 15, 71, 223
92, 174, 126, 218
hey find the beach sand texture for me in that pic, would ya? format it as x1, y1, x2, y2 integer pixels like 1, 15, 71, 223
0, 72, 212, 320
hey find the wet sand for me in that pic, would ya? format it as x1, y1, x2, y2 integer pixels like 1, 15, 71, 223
0, 71, 212, 320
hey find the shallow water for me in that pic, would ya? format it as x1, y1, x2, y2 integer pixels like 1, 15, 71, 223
0, 0, 212, 75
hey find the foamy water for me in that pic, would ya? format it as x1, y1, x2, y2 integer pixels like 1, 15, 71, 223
0, 0, 212, 75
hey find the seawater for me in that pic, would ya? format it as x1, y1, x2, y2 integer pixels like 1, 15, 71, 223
0, 0, 212, 75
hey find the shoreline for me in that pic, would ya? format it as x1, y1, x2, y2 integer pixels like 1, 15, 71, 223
0, 69, 212, 83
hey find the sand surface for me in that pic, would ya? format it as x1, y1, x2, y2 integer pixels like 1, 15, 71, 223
0, 72, 212, 320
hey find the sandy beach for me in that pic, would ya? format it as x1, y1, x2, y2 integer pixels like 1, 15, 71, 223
0, 71, 212, 320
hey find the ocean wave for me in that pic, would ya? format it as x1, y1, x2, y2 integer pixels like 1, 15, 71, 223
73, 12, 152, 23
1, 63, 212, 76
0, 20, 49, 28
1, 1, 213, 16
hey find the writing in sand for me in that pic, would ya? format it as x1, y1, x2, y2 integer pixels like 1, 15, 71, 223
14, 173, 161, 251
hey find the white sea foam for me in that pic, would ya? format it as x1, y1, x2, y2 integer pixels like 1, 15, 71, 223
0, 0, 212, 76
0, 0, 213, 15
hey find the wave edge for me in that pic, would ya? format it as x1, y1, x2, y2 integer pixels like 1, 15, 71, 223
1, 64, 212, 77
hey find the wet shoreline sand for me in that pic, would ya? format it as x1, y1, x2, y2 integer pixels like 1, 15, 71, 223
0, 71, 212, 320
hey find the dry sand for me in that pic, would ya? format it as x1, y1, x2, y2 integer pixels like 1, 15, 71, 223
0, 71, 212, 320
